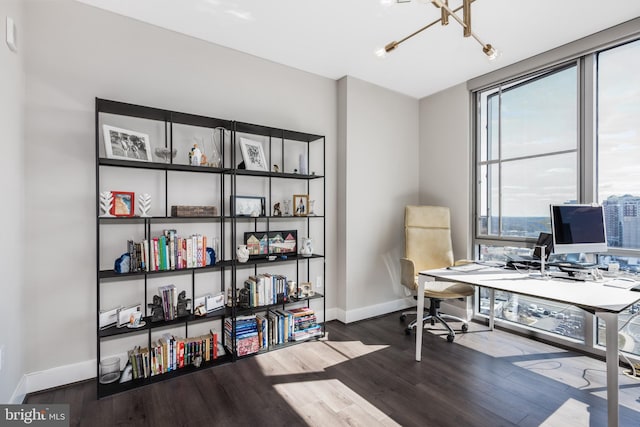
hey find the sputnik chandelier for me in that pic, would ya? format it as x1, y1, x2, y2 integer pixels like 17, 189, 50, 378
378, 0, 499, 60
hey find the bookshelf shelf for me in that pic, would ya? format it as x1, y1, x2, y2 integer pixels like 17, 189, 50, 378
96, 98, 325, 399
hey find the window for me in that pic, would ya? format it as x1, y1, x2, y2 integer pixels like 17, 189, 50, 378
477, 65, 578, 241
473, 35, 640, 358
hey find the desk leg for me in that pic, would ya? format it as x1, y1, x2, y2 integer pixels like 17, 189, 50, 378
599, 312, 619, 427
415, 276, 426, 362
489, 289, 495, 331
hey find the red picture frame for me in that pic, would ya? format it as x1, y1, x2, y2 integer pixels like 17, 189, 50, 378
110, 191, 135, 217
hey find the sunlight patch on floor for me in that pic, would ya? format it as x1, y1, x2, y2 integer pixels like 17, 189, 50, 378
540, 398, 591, 427
255, 336, 388, 376
274, 379, 400, 427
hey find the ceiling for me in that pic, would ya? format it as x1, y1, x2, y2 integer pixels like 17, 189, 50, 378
76, 0, 640, 99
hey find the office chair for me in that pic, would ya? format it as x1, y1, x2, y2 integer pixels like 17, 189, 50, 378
400, 205, 475, 342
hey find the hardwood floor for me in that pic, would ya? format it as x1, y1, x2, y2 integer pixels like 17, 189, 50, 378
26, 312, 640, 426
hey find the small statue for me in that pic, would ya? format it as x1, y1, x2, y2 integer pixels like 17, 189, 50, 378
176, 290, 191, 317
273, 164, 280, 173
192, 355, 203, 368
273, 202, 282, 216
148, 295, 164, 322
189, 144, 202, 166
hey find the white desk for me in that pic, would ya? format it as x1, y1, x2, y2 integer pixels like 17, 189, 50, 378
417, 267, 640, 427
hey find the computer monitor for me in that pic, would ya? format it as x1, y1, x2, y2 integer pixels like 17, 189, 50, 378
550, 204, 608, 255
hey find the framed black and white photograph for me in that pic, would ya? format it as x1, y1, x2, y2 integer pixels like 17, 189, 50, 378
293, 194, 309, 217
103, 125, 152, 162
239, 137, 268, 171
231, 195, 265, 217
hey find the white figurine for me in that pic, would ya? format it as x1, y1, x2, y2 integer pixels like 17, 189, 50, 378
190, 144, 203, 166
138, 193, 151, 217
236, 245, 250, 263
99, 191, 114, 217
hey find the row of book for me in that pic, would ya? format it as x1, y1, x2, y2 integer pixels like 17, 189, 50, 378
125, 331, 221, 380
224, 307, 322, 357
244, 274, 289, 307
123, 229, 214, 273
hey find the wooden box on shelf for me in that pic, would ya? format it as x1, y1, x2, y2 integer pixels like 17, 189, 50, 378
170, 205, 218, 217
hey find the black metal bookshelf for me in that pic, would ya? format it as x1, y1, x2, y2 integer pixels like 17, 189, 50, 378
96, 98, 325, 398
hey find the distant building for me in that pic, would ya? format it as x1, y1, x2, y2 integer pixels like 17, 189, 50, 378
604, 195, 640, 249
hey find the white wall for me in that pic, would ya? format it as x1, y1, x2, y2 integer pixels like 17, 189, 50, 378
337, 76, 420, 322
418, 83, 471, 260
21, 0, 337, 390
0, 0, 25, 404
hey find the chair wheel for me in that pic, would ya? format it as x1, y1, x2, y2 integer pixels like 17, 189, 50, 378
405, 327, 412, 335
447, 334, 455, 343
461, 323, 469, 332
400, 314, 407, 322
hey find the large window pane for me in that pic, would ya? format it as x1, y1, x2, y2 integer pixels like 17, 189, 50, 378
477, 65, 578, 239
501, 67, 578, 160
598, 39, 640, 250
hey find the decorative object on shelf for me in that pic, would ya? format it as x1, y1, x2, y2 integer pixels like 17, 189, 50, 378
206, 247, 216, 266
283, 200, 290, 216
236, 245, 250, 263
273, 202, 282, 216
114, 253, 131, 274
170, 205, 218, 217
154, 147, 177, 163
273, 164, 280, 173
189, 143, 204, 166
244, 230, 297, 257
239, 137, 268, 171
299, 153, 308, 175
117, 304, 141, 328
293, 194, 309, 217
148, 295, 165, 322
119, 362, 132, 383
207, 130, 223, 168
99, 357, 121, 384
176, 290, 192, 317
99, 191, 114, 217
126, 312, 145, 329
103, 125, 152, 162
301, 282, 314, 297
308, 199, 316, 216
231, 195, 265, 217
138, 193, 151, 217
287, 280, 297, 299
379, 0, 499, 61
110, 191, 135, 217
194, 304, 207, 316
192, 355, 203, 368
300, 237, 314, 257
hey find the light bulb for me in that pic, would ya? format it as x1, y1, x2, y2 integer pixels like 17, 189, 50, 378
374, 47, 388, 58
483, 44, 501, 61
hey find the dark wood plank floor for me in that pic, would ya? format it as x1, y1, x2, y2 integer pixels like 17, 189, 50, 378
26, 312, 640, 426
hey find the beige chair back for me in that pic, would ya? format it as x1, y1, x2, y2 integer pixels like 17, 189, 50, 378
405, 205, 455, 272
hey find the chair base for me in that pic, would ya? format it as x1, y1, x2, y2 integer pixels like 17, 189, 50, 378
402, 299, 468, 342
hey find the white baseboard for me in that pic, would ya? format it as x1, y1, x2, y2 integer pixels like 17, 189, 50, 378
336, 298, 414, 324
19, 359, 95, 398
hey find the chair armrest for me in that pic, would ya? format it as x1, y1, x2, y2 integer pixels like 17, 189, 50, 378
400, 258, 418, 290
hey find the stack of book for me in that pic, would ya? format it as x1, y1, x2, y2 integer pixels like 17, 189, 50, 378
126, 330, 220, 380
225, 315, 259, 356
288, 307, 322, 341
243, 274, 288, 307
158, 284, 177, 321
121, 229, 212, 274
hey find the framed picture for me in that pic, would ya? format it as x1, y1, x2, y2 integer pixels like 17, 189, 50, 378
244, 230, 297, 257
293, 194, 309, 217
239, 137, 268, 171
110, 191, 135, 217
103, 125, 152, 162
231, 196, 265, 217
